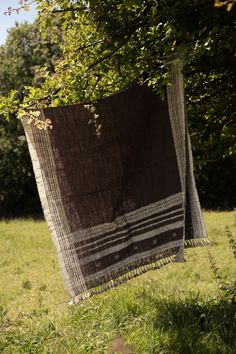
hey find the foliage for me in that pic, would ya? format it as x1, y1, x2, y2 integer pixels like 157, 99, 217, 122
4, 0, 34, 16
0, 1, 236, 211
0, 22, 60, 216
186, 57, 236, 208
0, 120, 40, 216
30, 0, 236, 103
214, 0, 236, 12
208, 224, 236, 303
0, 212, 235, 353
1, 0, 235, 114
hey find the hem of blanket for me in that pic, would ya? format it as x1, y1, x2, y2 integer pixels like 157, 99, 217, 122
70, 237, 212, 304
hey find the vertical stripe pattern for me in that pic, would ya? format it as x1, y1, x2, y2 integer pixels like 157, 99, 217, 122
22, 61, 208, 301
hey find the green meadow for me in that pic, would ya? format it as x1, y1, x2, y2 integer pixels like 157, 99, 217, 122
0, 212, 235, 353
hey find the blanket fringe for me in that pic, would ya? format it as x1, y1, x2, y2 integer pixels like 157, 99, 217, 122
185, 237, 213, 248
70, 237, 212, 305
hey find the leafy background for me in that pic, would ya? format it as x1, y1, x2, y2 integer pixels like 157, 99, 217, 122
0, 0, 236, 215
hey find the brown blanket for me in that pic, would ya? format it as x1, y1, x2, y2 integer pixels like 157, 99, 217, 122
22, 61, 209, 302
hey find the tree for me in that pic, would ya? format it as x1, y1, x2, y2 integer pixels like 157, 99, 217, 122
0, 22, 60, 216
1, 1, 236, 209
2, 1, 235, 111
23, 0, 236, 102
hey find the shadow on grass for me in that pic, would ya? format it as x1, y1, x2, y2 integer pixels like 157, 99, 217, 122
0, 293, 235, 354
151, 295, 236, 354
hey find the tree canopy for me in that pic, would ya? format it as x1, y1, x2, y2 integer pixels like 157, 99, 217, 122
1, 0, 235, 116
0, 0, 236, 210
0, 22, 60, 216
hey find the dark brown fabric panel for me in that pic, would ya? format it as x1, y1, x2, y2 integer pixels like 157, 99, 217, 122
82, 227, 183, 278
44, 84, 181, 231
74, 203, 183, 249
77, 214, 183, 259
75, 213, 184, 257
23, 67, 207, 299
85, 244, 181, 289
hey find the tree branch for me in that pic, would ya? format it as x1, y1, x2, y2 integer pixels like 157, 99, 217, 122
74, 39, 103, 53
26, 87, 61, 108
51, 6, 86, 13
87, 40, 129, 71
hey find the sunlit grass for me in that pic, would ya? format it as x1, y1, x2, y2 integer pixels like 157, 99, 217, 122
0, 220, 68, 315
0, 212, 235, 353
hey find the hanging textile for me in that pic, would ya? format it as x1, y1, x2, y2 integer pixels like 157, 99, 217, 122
22, 60, 209, 302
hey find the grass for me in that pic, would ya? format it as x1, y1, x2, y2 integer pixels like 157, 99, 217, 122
0, 212, 235, 353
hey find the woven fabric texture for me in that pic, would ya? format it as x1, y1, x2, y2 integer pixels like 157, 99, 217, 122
22, 61, 208, 302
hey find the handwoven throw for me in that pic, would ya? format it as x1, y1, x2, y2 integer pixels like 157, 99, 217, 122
22, 61, 209, 302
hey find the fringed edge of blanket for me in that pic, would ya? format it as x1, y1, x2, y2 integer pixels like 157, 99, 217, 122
70, 237, 212, 304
